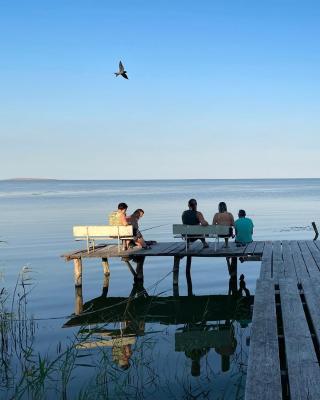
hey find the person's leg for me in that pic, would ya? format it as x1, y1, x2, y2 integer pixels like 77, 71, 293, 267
224, 237, 229, 247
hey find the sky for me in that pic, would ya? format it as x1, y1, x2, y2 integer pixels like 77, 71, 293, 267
0, 0, 320, 179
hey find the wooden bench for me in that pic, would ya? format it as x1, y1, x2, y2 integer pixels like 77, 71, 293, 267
172, 224, 231, 251
73, 225, 134, 253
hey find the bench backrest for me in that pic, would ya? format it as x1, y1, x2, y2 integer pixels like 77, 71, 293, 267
73, 225, 133, 238
173, 224, 230, 236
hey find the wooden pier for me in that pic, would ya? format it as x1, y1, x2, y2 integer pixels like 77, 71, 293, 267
62, 239, 320, 399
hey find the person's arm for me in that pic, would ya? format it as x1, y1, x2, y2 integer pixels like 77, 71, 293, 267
212, 213, 218, 225
230, 213, 235, 226
197, 212, 208, 226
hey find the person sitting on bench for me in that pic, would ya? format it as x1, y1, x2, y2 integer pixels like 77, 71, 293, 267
109, 202, 131, 250
109, 202, 129, 226
181, 199, 209, 248
127, 209, 151, 249
212, 202, 234, 248
234, 209, 254, 246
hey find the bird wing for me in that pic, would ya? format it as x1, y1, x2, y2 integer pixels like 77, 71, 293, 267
121, 72, 129, 79
119, 61, 124, 73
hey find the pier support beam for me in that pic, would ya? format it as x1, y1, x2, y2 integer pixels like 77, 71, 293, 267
102, 257, 110, 276
122, 257, 137, 277
135, 256, 145, 281
74, 286, 83, 315
227, 257, 238, 295
173, 256, 181, 296
186, 256, 193, 296
102, 258, 110, 296
173, 256, 181, 285
74, 258, 82, 287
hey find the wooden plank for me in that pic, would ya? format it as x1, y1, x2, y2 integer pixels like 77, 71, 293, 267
272, 241, 282, 261
290, 241, 309, 282
301, 277, 320, 355
298, 241, 320, 279
254, 241, 265, 256
244, 241, 257, 254
306, 241, 320, 270
282, 241, 298, 281
260, 242, 272, 279
279, 279, 320, 399
314, 240, 320, 252
272, 241, 283, 282
245, 279, 282, 400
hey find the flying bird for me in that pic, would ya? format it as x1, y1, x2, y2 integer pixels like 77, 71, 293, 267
114, 61, 128, 79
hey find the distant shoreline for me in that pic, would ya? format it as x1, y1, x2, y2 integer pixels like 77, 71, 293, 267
1, 177, 320, 182
2, 178, 59, 182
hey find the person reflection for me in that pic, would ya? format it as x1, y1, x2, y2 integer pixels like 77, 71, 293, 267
112, 283, 146, 369
185, 347, 209, 377
112, 340, 133, 370
215, 321, 237, 372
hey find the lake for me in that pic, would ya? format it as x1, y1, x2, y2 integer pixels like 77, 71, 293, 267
0, 179, 319, 399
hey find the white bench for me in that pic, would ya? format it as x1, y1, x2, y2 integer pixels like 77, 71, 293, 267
173, 224, 232, 251
73, 225, 134, 253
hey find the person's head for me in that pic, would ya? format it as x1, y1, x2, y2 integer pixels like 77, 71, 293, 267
132, 209, 144, 219
118, 202, 128, 213
218, 202, 227, 213
238, 209, 246, 218
188, 199, 197, 211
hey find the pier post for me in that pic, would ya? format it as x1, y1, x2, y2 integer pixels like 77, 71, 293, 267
173, 256, 181, 296
135, 256, 145, 281
173, 256, 180, 285
186, 256, 193, 296
75, 286, 83, 315
227, 257, 238, 295
101, 258, 110, 296
74, 258, 82, 287
102, 257, 110, 276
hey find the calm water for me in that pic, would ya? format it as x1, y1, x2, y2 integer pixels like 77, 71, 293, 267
0, 179, 319, 399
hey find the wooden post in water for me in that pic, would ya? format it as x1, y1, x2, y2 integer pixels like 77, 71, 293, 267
173, 256, 181, 296
75, 286, 83, 315
173, 256, 180, 285
135, 256, 145, 280
186, 256, 193, 296
102, 257, 110, 276
74, 258, 82, 287
101, 258, 110, 296
227, 257, 238, 295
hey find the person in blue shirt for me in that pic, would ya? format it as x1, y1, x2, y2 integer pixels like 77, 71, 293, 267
234, 209, 254, 246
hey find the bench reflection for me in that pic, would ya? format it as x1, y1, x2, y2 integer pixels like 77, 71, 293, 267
64, 278, 253, 374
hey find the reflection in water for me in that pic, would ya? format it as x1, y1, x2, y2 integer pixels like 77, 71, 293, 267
65, 269, 253, 386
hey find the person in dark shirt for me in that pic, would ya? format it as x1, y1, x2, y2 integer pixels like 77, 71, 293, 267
182, 199, 209, 248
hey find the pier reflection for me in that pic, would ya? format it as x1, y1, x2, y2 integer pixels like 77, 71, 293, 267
65, 273, 253, 375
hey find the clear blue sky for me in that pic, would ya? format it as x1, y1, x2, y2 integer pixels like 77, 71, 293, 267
1, 0, 319, 179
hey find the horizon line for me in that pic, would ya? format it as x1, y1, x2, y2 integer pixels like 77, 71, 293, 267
2, 177, 320, 182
